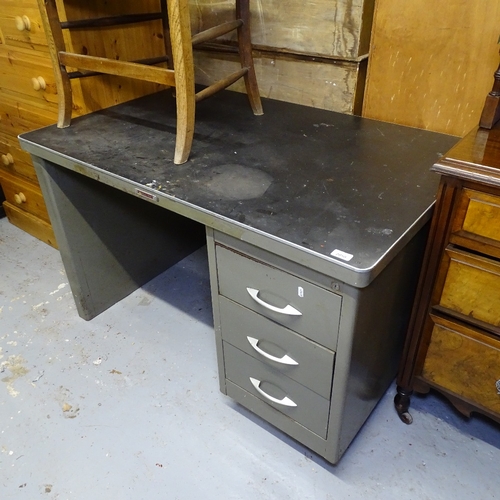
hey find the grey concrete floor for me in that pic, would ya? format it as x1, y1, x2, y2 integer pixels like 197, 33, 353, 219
1, 217, 500, 500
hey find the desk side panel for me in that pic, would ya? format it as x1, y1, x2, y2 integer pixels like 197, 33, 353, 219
33, 157, 205, 320
334, 221, 430, 458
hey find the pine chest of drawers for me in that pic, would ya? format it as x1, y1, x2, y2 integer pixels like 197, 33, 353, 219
0, 0, 165, 244
396, 125, 500, 424
0, 0, 58, 245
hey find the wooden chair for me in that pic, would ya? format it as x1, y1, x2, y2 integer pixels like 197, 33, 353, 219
37, 0, 263, 164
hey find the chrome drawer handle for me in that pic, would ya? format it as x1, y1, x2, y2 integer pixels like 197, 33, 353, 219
496, 380, 500, 395
249, 377, 297, 407
246, 287, 302, 316
247, 336, 298, 365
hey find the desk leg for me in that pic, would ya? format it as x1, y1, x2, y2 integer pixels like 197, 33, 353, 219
33, 157, 205, 320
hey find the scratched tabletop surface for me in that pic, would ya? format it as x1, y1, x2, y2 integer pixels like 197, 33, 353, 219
21, 89, 457, 280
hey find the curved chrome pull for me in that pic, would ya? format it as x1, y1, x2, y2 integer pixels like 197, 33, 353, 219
246, 287, 302, 316
496, 379, 500, 395
246, 336, 298, 365
249, 377, 297, 407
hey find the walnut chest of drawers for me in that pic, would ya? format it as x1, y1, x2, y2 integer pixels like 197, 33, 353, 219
395, 125, 500, 424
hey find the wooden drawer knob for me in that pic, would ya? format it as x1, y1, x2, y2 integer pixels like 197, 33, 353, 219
14, 192, 27, 204
15, 15, 31, 32
32, 76, 46, 91
1, 153, 14, 166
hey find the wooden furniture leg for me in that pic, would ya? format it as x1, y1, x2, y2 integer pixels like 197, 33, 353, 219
38, 0, 73, 128
167, 0, 196, 165
236, 0, 263, 115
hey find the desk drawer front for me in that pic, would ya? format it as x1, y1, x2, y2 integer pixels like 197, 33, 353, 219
223, 342, 331, 438
219, 296, 335, 399
423, 315, 500, 416
216, 245, 341, 350
439, 248, 500, 328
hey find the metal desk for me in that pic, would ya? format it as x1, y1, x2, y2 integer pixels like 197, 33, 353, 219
19, 90, 457, 462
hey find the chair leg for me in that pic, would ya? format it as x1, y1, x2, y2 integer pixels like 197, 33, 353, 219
236, 0, 263, 115
173, 96, 196, 165
55, 70, 73, 128
167, 0, 196, 164
38, 0, 73, 127
160, 0, 174, 70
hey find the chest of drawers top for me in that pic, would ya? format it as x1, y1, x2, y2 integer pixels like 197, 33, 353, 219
432, 126, 500, 187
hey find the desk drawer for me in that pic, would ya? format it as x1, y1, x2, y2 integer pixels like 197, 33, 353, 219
438, 248, 500, 328
423, 315, 500, 416
223, 342, 331, 438
216, 245, 341, 350
219, 296, 335, 399
451, 189, 500, 256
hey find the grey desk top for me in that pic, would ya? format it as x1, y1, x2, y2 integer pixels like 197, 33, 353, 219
20, 90, 457, 286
